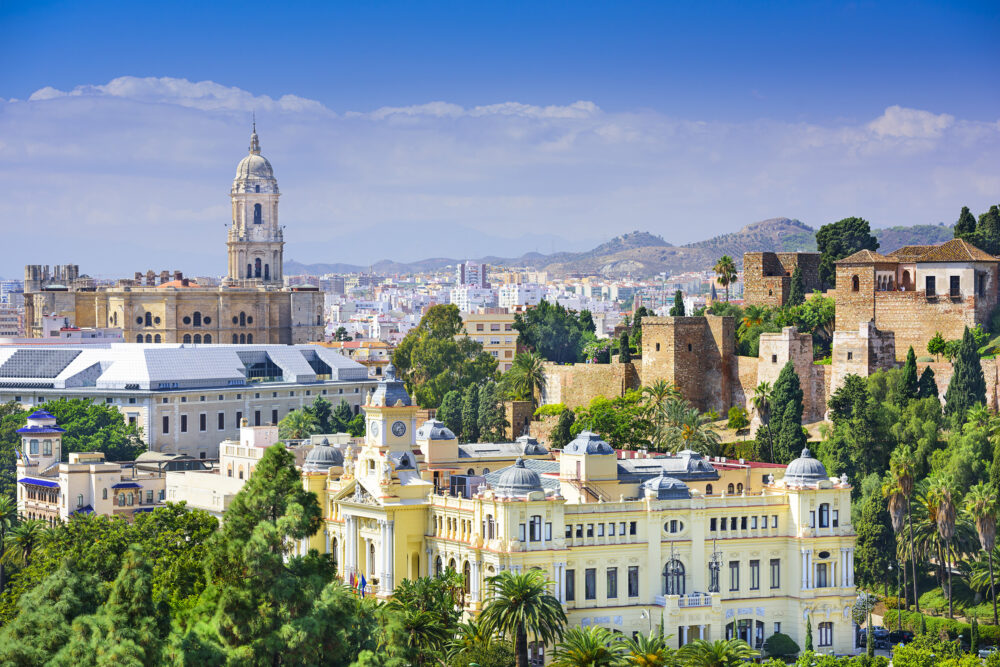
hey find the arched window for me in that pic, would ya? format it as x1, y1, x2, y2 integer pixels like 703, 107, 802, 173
154, 334, 161, 343
145, 334, 152, 343
819, 503, 830, 528
435, 556, 443, 576
467, 468, 475, 476
240, 312, 246, 327
449, 558, 457, 572
253, 203, 262, 224
183, 334, 192, 343
204, 334, 212, 344
43, 440, 52, 456
227, 465, 233, 478
103, 488, 108, 500
29, 439, 39, 455
238, 466, 244, 480
193, 334, 202, 344
264, 264, 270, 280
254, 258, 262, 278
144, 312, 152, 327
136, 334, 143, 343
246, 263, 252, 278
118, 493, 125, 506
193, 312, 202, 327
239, 334, 246, 344
483, 468, 490, 474
77, 494, 83, 508
851, 275, 860, 292
706, 484, 713, 495
127, 493, 134, 506
232, 334, 239, 343
246, 334, 253, 344
736, 483, 743, 494
487, 514, 495, 539
663, 559, 685, 595
332, 537, 338, 566
727, 483, 735, 495
902, 270, 911, 289
463, 561, 471, 594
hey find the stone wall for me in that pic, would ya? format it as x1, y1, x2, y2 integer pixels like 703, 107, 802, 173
830, 321, 896, 395
504, 400, 534, 440
641, 315, 734, 413
757, 327, 825, 421
539, 362, 641, 410
529, 414, 560, 446
743, 252, 821, 307
731, 356, 759, 413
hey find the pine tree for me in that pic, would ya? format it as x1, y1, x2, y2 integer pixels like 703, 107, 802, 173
551, 410, 576, 449
944, 326, 987, 419
917, 366, 938, 399
477, 382, 508, 443
788, 266, 805, 306
804, 615, 813, 651
619, 332, 631, 363
332, 399, 354, 432
901, 346, 919, 404
770, 361, 806, 462
437, 390, 464, 440
461, 384, 480, 443
955, 205, 977, 240
669, 290, 685, 316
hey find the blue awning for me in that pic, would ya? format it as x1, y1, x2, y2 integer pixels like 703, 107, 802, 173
133, 507, 156, 513
16, 425, 66, 434
19, 477, 59, 488
71, 505, 94, 515
111, 482, 141, 489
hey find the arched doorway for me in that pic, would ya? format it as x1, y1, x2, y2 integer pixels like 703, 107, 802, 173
663, 559, 685, 595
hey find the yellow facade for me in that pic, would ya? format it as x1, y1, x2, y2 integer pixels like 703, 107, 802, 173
460, 312, 517, 372
304, 371, 859, 659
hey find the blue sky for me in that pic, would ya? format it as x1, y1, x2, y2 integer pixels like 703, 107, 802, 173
0, 1, 998, 276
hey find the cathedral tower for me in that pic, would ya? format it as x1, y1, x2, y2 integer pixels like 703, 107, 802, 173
226, 124, 284, 284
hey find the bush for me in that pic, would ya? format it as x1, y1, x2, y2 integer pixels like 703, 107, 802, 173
813, 357, 832, 365
884, 609, 1000, 644
727, 406, 750, 431
763, 632, 800, 658
534, 403, 567, 418
917, 356, 935, 363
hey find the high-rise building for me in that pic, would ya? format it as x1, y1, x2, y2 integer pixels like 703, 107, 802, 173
456, 261, 489, 288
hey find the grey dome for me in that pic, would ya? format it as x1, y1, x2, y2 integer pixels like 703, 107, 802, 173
494, 458, 544, 498
563, 431, 614, 455
417, 419, 456, 441
303, 443, 344, 472
235, 153, 274, 181
517, 435, 548, 456
642, 474, 691, 500
369, 364, 411, 407
783, 448, 828, 485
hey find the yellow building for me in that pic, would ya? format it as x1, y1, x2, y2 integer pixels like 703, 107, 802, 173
302, 369, 859, 659
460, 312, 517, 371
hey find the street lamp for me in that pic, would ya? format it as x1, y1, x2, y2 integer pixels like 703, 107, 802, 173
708, 539, 722, 593
666, 543, 684, 595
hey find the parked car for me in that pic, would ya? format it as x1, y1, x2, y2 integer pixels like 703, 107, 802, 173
889, 630, 915, 644
979, 646, 998, 659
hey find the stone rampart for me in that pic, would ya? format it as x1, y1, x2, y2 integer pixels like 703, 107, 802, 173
539, 362, 640, 410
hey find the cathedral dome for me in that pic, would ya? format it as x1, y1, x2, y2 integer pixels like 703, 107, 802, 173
235, 153, 274, 181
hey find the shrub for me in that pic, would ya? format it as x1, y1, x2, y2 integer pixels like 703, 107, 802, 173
763, 632, 800, 658
884, 609, 1000, 643
917, 356, 935, 363
534, 403, 567, 418
727, 406, 750, 431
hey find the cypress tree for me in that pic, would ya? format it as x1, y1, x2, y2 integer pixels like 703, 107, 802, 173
971, 616, 980, 652
771, 361, 806, 463
477, 382, 508, 442
309, 396, 333, 433
944, 326, 986, 418
461, 384, 480, 443
917, 366, 938, 399
901, 346, 919, 403
551, 410, 576, 449
805, 615, 813, 651
977, 206, 1000, 255
332, 400, 354, 432
669, 290, 685, 316
854, 494, 894, 589
788, 266, 805, 306
437, 390, 464, 440
955, 205, 977, 240
619, 332, 631, 363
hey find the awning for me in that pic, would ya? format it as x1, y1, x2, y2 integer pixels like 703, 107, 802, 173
111, 482, 142, 489
71, 505, 94, 515
18, 477, 59, 488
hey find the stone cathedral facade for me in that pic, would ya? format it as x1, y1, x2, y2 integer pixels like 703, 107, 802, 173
23, 127, 324, 345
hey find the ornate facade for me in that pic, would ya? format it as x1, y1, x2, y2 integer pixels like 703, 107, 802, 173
301, 368, 860, 659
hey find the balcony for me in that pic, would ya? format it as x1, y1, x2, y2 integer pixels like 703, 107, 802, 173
654, 592, 716, 609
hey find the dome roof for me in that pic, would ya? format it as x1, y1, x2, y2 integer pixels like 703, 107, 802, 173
369, 364, 411, 407
563, 431, 614, 455
517, 435, 548, 456
235, 153, 274, 181
494, 458, 544, 498
302, 443, 344, 473
416, 419, 456, 441
783, 448, 828, 485
642, 473, 691, 500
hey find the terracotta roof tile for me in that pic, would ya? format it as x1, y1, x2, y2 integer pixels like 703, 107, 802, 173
835, 249, 895, 264
916, 238, 997, 262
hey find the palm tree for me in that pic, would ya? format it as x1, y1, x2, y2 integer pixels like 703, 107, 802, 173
966, 482, 998, 624
617, 630, 676, 667
740, 305, 767, 330
508, 351, 548, 412
751, 382, 774, 461
713, 256, 738, 303
551, 626, 624, 667
479, 569, 566, 667
447, 620, 494, 661
883, 473, 909, 609
642, 381, 680, 414
676, 638, 756, 667
890, 445, 921, 614
383, 606, 452, 666
0, 496, 17, 592
928, 476, 957, 618
3, 519, 46, 568
277, 408, 318, 440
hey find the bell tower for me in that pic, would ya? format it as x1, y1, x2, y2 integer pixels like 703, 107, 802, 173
226, 122, 284, 285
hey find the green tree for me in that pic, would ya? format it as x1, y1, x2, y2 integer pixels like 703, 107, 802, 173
976, 205, 1000, 255
551, 626, 624, 667
770, 362, 806, 463
815, 217, 879, 288
944, 327, 987, 419
437, 390, 464, 440
788, 266, 805, 306
462, 384, 481, 444
307, 395, 334, 433
928, 332, 946, 361
0, 496, 16, 593
617, 629, 675, 667
579, 310, 596, 334
751, 382, 774, 462
888, 446, 921, 614
676, 638, 757, 667
619, 332, 632, 363
761, 633, 799, 659
334, 326, 352, 341
669, 290, 685, 316
278, 408, 318, 439
902, 347, 919, 404
573, 391, 653, 451
507, 352, 548, 412
854, 493, 894, 593
955, 206, 977, 240
478, 569, 566, 667
478, 382, 508, 443
917, 367, 938, 399
713, 256, 738, 302
804, 616, 813, 651
965, 482, 998, 624
3, 520, 46, 569
971, 617, 980, 653
52, 545, 171, 666
514, 300, 588, 364
332, 399, 355, 432
551, 409, 576, 449
393, 304, 498, 408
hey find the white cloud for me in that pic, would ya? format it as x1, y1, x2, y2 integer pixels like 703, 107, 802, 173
0, 78, 998, 276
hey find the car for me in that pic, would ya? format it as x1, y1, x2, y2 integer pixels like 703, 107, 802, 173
889, 630, 915, 644
979, 646, 998, 659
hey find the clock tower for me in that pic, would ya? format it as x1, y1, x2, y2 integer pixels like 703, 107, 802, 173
359, 364, 419, 489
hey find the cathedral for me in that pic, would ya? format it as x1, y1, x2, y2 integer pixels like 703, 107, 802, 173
23, 127, 325, 345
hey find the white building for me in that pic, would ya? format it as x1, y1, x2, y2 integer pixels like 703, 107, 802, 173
498, 283, 544, 309
450, 286, 496, 313
456, 261, 489, 288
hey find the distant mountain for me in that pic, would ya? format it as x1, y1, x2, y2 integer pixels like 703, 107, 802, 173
285, 219, 960, 279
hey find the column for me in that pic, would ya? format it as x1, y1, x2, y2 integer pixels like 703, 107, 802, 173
425, 548, 433, 577
801, 550, 808, 589
325, 529, 331, 555
379, 520, 387, 585
848, 548, 855, 586
807, 550, 813, 589
386, 520, 395, 590
681, 626, 688, 645
471, 561, 481, 603
699, 625, 706, 641
840, 549, 847, 587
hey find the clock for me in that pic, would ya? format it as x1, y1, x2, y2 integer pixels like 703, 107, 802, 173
391, 421, 407, 437
370, 421, 379, 437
